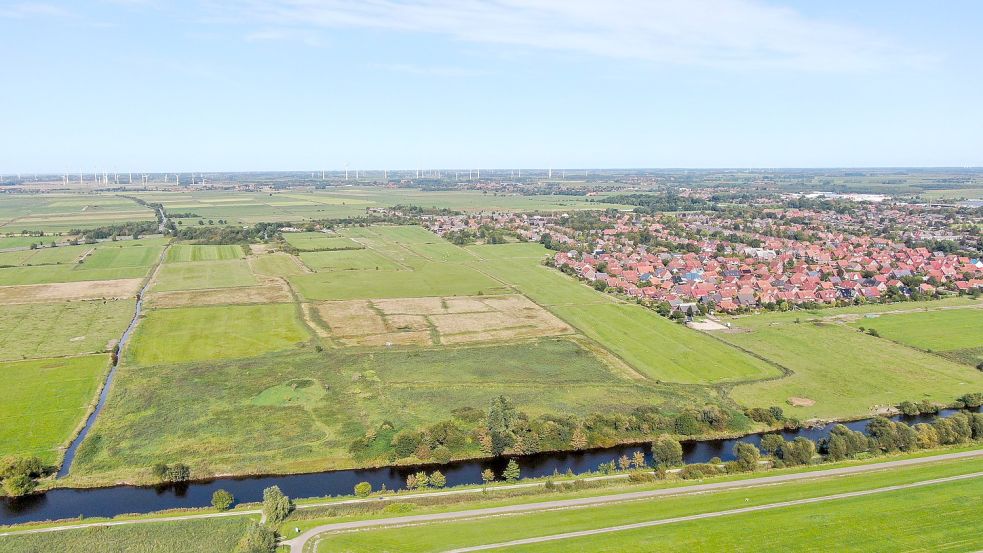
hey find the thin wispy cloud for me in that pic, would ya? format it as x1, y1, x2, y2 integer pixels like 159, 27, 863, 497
0, 2, 72, 18
245, 27, 323, 46
372, 62, 488, 77
216, 0, 927, 71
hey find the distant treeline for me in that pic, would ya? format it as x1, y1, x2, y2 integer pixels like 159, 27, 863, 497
605, 193, 714, 213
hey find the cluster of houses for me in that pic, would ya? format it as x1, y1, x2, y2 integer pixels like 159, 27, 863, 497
421, 202, 983, 314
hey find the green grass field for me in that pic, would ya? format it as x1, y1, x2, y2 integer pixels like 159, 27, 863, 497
152, 259, 258, 291
0, 300, 134, 361
0, 264, 150, 285
306, 456, 983, 552
126, 303, 309, 365
290, 263, 506, 300
0, 355, 109, 463
165, 244, 245, 262
282, 232, 362, 251
67, 338, 717, 484
80, 244, 164, 269
0, 517, 253, 553
298, 249, 401, 271
850, 308, 983, 351
249, 252, 307, 277
720, 315, 983, 419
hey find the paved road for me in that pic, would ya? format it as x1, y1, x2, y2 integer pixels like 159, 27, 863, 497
286, 449, 983, 552
443, 472, 982, 552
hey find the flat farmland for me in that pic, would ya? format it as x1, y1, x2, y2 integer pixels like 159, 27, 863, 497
152, 259, 258, 291
550, 303, 780, 384
249, 251, 308, 277
0, 517, 253, 553
298, 249, 401, 271
0, 278, 142, 304
67, 339, 713, 483
281, 232, 362, 251
0, 355, 109, 463
80, 244, 164, 269
312, 294, 572, 347
164, 244, 244, 262
0, 194, 155, 234
848, 307, 983, 354
719, 316, 983, 419
126, 303, 309, 365
0, 300, 134, 361
291, 263, 506, 300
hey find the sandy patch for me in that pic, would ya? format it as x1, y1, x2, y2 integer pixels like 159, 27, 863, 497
688, 319, 728, 331
0, 278, 142, 305
69, 336, 86, 342
788, 397, 816, 407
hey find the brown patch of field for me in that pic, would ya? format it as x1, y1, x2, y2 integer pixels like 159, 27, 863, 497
0, 278, 142, 304
300, 303, 331, 338
144, 281, 292, 308
312, 294, 572, 348
788, 397, 816, 407
372, 297, 446, 315
249, 244, 271, 255
385, 314, 431, 332
345, 331, 432, 347
315, 300, 388, 336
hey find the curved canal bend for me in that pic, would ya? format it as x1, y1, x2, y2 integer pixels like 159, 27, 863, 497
6, 408, 976, 525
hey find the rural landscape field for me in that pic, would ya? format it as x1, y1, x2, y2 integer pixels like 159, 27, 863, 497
4, 1, 983, 551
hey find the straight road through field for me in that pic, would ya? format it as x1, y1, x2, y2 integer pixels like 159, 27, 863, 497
286, 449, 983, 552
441, 472, 982, 552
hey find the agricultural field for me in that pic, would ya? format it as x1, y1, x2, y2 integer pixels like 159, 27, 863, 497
0, 355, 109, 463
126, 303, 309, 365
0, 239, 163, 286
152, 259, 258, 291
717, 312, 983, 419
281, 231, 362, 251
0, 516, 253, 553
68, 339, 718, 483
848, 307, 983, 367
0, 194, 156, 234
0, 300, 134, 361
164, 243, 245, 262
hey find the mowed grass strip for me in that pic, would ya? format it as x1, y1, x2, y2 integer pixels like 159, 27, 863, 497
79, 244, 163, 269
282, 232, 362, 251
126, 304, 309, 365
165, 244, 245, 263
0, 355, 109, 462
152, 259, 258, 291
848, 307, 983, 352
0, 300, 134, 361
0, 516, 254, 553
299, 249, 401, 271
722, 317, 983, 419
550, 303, 779, 384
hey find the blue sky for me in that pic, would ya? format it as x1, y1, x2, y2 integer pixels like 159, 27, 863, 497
1, 1, 981, 172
